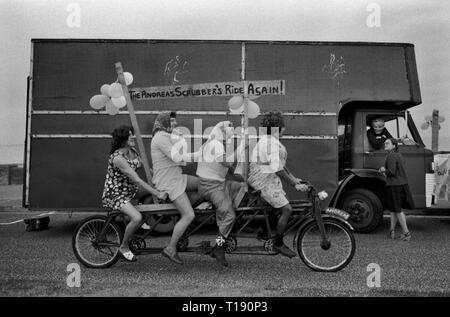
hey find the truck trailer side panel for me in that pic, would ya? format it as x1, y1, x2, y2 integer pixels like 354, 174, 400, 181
27, 40, 418, 210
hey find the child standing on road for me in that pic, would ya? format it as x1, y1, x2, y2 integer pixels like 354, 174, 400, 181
379, 138, 414, 241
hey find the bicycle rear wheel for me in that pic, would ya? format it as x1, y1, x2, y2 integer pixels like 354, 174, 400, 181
295, 219, 355, 272
72, 215, 123, 268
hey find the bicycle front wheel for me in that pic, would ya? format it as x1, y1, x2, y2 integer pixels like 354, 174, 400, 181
295, 219, 355, 272
72, 215, 123, 269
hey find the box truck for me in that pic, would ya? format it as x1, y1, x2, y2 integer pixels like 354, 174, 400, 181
24, 39, 433, 232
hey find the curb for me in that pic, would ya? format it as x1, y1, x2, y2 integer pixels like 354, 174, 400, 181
0, 206, 28, 212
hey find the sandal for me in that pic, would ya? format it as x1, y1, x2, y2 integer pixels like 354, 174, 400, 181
400, 232, 411, 241
120, 249, 137, 262
389, 229, 396, 239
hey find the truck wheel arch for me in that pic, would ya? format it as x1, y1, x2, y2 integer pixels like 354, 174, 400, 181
331, 170, 387, 207
331, 170, 387, 233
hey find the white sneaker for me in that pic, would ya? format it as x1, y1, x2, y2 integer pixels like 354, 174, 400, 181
196, 202, 213, 210
141, 223, 151, 230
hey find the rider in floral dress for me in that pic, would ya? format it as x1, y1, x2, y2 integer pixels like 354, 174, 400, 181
102, 147, 142, 210
101, 125, 166, 262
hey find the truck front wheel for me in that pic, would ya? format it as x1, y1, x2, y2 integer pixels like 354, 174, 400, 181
339, 189, 383, 233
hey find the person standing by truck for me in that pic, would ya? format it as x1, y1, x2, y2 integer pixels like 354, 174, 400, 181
247, 112, 309, 258
379, 138, 413, 241
102, 125, 168, 262
196, 121, 245, 267
151, 111, 201, 265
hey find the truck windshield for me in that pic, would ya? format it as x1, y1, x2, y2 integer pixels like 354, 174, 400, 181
384, 116, 418, 145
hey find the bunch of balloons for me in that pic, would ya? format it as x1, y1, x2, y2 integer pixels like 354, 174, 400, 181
89, 72, 134, 115
227, 95, 260, 119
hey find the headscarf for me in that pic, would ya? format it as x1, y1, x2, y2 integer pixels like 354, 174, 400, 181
152, 111, 174, 134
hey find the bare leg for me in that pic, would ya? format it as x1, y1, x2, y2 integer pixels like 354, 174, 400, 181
186, 175, 199, 191
276, 204, 292, 236
119, 202, 143, 251
133, 186, 153, 228
186, 175, 202, 204
397, 211, 410, 234
273, 204, 296, 258
168, 192, 195, 251
390, 212, 398, 231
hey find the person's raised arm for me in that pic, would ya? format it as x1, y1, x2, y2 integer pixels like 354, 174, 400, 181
259, 140, 306, 191
276, 169, 298, 187
164, 134, 201, 164
284, 166, 302, 184
257, 139, 303, 189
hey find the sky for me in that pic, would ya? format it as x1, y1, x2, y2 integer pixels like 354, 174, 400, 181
0, 0, 449, 160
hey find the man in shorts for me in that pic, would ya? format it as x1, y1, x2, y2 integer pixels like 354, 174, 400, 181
196, 121, 245, 267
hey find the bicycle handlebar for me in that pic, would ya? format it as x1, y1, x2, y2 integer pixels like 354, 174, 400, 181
298, 181, 316, 194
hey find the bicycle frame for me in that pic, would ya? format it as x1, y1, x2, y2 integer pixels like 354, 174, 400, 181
309, 187, 332, 249
93, 186, 334, 255
73, 183, 355, 271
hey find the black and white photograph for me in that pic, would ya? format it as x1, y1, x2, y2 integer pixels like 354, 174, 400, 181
0, 0, 449, 302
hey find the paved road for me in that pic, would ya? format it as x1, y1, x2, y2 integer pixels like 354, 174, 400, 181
0, 185, 23, 212
0, 211, 449, 297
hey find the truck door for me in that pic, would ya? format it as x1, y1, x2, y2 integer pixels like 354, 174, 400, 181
363, 112, 426, 208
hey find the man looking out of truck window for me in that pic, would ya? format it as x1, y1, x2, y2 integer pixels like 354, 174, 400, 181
247, 112, 309, 258
367, 118, 393, 150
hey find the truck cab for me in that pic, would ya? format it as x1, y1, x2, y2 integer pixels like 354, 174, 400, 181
335, 105, 434, 232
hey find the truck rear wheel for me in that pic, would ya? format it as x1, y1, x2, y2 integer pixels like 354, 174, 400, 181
339, 189, 383, 233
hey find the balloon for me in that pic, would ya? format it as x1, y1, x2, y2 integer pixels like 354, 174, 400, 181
420, 122, 430, 130
109, 83, 124, 98
247, 100, 261, 119
123, 72, 133, 86
100, 84, 111, 96
230, 103, 244, 114
228, 96, 244, 110
111, 96, 127, 109
105, 99, 120, 115
438, 116, 445, 123
89, 94, 109, 110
